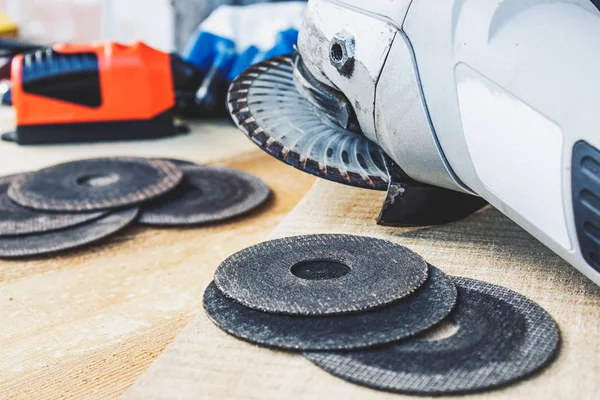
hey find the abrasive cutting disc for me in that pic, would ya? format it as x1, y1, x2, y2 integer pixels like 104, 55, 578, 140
204, 266, 456, 350
137, 166, 270, 226
304, 277, 561, 395
0, 174, 106, 236
214, 234, 428, 316
227, 54, 389, 190
8, 157, 183, 212
0, 207, 138, 258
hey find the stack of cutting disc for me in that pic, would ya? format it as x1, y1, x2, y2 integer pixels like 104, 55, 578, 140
0, 156, 270, 258
204, 234, 561, 395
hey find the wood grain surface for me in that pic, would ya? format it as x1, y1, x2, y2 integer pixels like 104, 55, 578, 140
126, 180, 600, 400
0, 116, 316, 399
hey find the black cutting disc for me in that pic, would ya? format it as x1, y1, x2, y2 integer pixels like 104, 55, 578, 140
0, 174, 106, 236
214, 234, 428, 316
137, 166, 270, 226
227, 54, 389, 190
0, 207, 138, 258
204, 265, 456, 350
304, 276, 561, 395
8, 157, 183, 212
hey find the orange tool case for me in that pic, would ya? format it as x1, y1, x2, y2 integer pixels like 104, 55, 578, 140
7, 41, 186, 144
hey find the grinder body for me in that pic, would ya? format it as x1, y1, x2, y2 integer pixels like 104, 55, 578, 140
296, 0, 600, 286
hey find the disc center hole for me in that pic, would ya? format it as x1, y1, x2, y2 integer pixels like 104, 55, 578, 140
291, 259, 351, 281
419, 320, 460, 341
76, 173, 120, 187
330, 43, 344, 63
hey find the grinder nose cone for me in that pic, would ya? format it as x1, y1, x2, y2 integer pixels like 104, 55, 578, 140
227, 54, 389, 190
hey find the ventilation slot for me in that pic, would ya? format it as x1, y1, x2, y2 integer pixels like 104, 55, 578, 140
572, 141, 600, 272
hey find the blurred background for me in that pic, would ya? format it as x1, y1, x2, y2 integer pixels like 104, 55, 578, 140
0, 0, 306, 130
0, 0, 297, 52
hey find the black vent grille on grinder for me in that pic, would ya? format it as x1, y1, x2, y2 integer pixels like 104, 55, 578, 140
572, 141, 600, 273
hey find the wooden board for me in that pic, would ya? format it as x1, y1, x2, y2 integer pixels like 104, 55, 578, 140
0, 111, 258, 174
0, 115, 316, 399
126, 180, 600, 400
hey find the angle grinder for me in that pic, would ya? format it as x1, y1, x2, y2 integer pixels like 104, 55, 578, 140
227, 0, 600, 287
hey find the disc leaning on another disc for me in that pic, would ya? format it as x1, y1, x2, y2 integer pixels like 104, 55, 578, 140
304, 276, 561, 395
204, 265, 456, 350
8, 157, 183, 212
137, 166, 270, 226
0, 174, 106, 236
0, 207, 139, 258
214, 234, 429, 316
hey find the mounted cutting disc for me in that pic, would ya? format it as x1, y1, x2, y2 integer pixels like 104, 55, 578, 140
0, 207, 138, 258
227, 54, 389, 190
137, 166, 270, 226
204, 265, 456, 350
304, 276, 561, 395
214, 234, 428, 316
0, 174, 106, 236
8, 157, 183, 212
